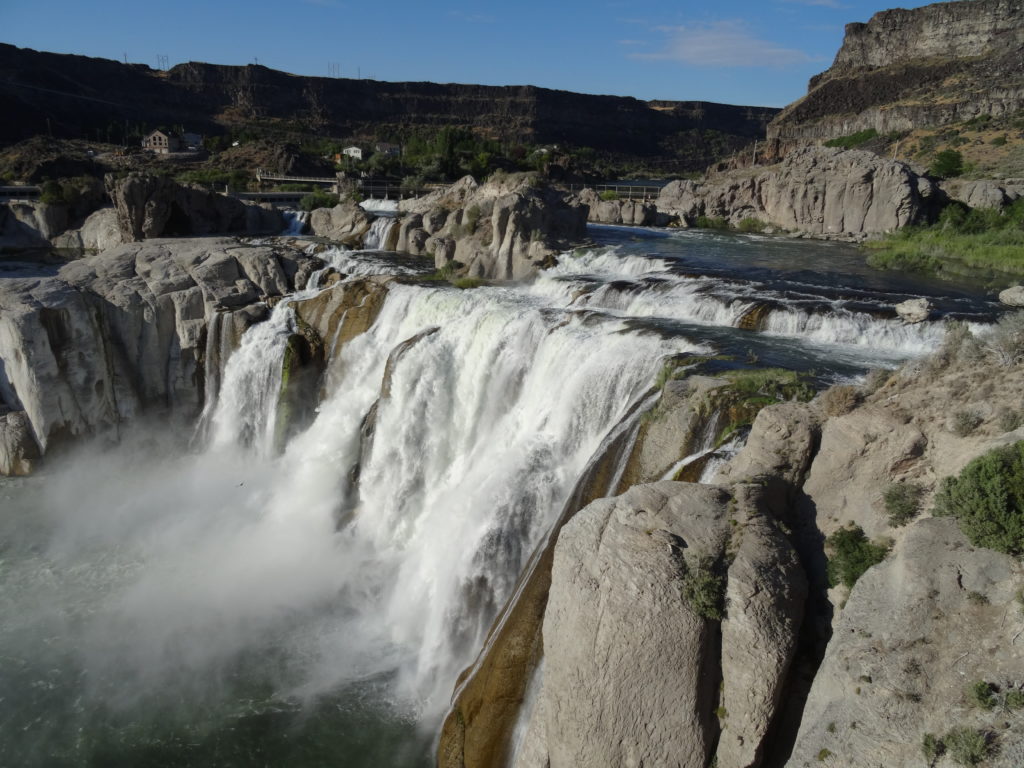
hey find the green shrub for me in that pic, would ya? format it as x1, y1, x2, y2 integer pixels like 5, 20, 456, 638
598, 189, 619, 201
824, 128, 879, 149
826, 525, 889, 589
452, 277, 484, 289
930, 150, 964, 178
738, 217, 767, 233
884, 482, 925, 526
933, 441, 1024, 555
299, 191, 340, 211
923, 732, 945, 763
816, 747, 833, 761
969, 680, 997, 709
951, 409, 983, 436
694, 215, 729, 230
682, 555, 725, 620
992, 135, 1008, 147
943, 727, 990, 766
1006, 689, 1024, 709
38, 179, 65, 205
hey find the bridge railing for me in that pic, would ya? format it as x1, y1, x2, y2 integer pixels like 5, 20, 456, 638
565, 183, 666, 200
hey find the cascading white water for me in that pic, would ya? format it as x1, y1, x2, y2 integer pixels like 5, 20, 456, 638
533, 247, 959, 360
283, 210, 309, 236
253, 283, 704, 716
363, 217, 397, 250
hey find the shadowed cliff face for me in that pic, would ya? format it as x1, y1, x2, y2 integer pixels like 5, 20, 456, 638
0, 44, 776, 171
768, 0, 1024, 143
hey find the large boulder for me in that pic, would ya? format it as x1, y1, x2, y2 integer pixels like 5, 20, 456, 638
399, 174, 587, 279
513, 482, 805, 768
657, 147, 937, 238
999, 285, 1024, 307
106, 172, 283, 241
308, 201, 373, 246
895, 297, 931, 324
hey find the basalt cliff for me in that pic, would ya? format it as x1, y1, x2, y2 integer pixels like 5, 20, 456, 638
768, 0, 1024, 144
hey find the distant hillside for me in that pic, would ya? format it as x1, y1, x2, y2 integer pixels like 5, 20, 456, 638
0, 44, 778, 174
768, 0, 1024, 144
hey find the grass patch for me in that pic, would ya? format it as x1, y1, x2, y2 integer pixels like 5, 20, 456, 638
865, 199, 1024, 277
598, 190, 619, 201
824, 128, 879, 149
723, 368, 815, 402
943, 727, 990, 766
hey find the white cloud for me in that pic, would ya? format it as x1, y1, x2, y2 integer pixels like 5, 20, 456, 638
633, 20, 821, 68
617, 39, 649, 47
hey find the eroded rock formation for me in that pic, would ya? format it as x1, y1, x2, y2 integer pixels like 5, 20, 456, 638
656, 146, 938, 238
397, 174, 587, 279
0, 237, 320, 473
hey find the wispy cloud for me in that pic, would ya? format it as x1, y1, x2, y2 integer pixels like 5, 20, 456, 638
632, 21, 822, 68
617, 39, 649, 47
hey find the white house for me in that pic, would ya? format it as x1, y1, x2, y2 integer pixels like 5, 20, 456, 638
342, 146, 363, 161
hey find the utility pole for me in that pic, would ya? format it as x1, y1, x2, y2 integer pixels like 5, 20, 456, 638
752, 140, 758, 166
123, 52, 128, 65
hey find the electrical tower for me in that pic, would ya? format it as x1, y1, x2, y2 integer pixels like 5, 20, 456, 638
156, 54, 169, 70
328, 62, 340, 78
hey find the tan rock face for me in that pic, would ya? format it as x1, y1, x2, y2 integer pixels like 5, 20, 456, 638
513, 482, 805, 768
656, 147, 934, 238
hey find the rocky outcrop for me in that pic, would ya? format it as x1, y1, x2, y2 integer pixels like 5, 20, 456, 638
0, 201, 68, 248
512, 482, 805, 768
0, 409, 40, 476
656, 146, 938, 238
51, 207, 124, 251
398, 174, 587, 279
574, 188, 664, 226
785, 517, 1024, 768
106, 172, 283, 241
941, 178, 1024, 211
768, 0, 1024, 144
308, 201, 373, 246
0, 237, 320, 473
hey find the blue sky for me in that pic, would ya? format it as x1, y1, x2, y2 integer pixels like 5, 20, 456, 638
4, 0, 939, 107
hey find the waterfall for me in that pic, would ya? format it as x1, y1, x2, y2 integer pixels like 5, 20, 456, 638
363, 217, 397, 250
282, 210, 309, 236
533, 247, 960, 360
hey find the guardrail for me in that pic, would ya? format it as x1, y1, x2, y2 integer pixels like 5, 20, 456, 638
0, 185, 41, 200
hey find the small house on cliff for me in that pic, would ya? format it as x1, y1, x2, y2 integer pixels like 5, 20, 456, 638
141, 130, 181, 154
